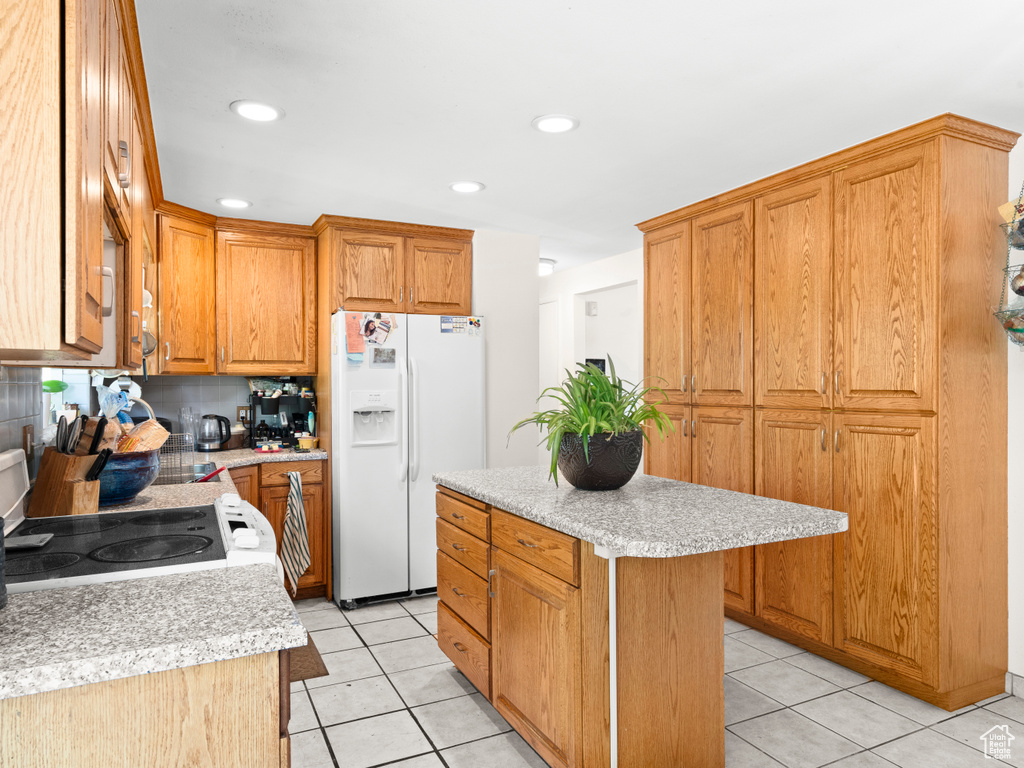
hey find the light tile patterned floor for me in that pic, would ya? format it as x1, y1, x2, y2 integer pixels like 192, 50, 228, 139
290, 599, 1024, 767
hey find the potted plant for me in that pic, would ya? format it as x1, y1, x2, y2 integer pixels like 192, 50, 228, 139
510, 358, 673, 490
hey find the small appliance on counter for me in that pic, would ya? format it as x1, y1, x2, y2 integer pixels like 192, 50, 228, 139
197, 415, 231, 452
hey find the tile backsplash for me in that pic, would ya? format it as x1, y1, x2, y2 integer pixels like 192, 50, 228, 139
0, 367, 44, 474
128, 376, 252, 432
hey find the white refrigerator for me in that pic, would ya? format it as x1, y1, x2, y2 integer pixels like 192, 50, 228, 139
330, 310, 486, 606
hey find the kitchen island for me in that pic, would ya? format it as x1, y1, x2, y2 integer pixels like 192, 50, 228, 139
432, 467, 848, 768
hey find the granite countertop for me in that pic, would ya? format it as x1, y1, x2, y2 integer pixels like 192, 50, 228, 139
0, 564, 306, 700
110, 447, 328, 513
433, 466, 848, 558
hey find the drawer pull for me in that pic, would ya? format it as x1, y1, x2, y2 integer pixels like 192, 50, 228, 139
451, 543, 467, 552
453, 642, 468, 653
451, 513, 466, 520
516, 538, 539, 548
451, 587, 466, 598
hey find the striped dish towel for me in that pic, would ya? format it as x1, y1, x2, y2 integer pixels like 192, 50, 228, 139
281, 471, 311, 596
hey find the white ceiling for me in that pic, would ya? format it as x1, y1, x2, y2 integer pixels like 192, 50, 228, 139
136, 0, 1024, 271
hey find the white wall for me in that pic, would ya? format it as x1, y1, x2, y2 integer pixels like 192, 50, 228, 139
583, 282, 641, 386
1006, 144, 1024, 679
472, 230, 540, 468
538, 248, 644, 464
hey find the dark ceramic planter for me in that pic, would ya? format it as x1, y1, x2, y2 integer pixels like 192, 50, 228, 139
98, 449, 161, 507
556, 431, 644, 491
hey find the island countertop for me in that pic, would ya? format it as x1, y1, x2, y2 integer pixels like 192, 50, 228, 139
433, 466, 848, 558
0, 564, 306, 700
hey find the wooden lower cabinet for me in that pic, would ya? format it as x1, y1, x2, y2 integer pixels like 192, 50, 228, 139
229, 465, 259, 507
0, 652, 287, 768
754, 409, 833, 645
491, 548, 581, 768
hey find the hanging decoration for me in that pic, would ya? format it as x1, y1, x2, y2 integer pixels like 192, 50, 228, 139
994, 181, 1024, 345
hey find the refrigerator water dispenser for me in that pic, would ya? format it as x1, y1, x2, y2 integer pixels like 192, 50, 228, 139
350, 390, 397, 446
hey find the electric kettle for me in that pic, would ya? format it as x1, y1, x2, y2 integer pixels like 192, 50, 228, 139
197, 414, 231, 452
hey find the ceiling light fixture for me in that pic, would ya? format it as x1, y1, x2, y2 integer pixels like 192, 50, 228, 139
539, 258, 557, 276
532, 114, 579, 134
217, 198, 252, 209
229, 100, 284, 122
450, 181, 486, 194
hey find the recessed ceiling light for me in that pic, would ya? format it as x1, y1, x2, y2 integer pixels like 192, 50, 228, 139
217, 198, 252, 209
539, 258, 557, 276
532, 115, 579, 134
229, 100, 284, 122
450, 181, 486, 194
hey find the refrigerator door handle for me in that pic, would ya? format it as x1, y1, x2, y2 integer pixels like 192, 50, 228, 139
398, 358, 409, 482
410, 356, 421, 481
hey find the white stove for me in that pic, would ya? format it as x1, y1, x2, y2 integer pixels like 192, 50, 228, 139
3, 495, 281, 595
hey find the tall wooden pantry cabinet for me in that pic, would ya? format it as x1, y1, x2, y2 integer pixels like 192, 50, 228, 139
639, 114, 1018, 710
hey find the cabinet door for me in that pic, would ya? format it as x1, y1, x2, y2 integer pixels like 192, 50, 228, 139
492, 549, 580, 768
123, 114, 145, 369
336, 231, 405, 312
158, 215, 216, 374
833, 143, 937, 412
229, 466, 259, 507
832, 413, 937, 685
216, 231, 317, 374
754, 178, 832, 409
116, 43, 132, 218
754, 409, 833, 644
102, 0, 122, 207
65, 0, 106, 354
406, 238, 471, 315
691, 202, 753, 406
691, 407, 754, 614
644, 404, 690, 482
261, 483, 327, 591
643, 222, 690, 403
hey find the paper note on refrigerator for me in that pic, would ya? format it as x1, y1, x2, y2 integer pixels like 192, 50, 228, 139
345, 313, 366, 354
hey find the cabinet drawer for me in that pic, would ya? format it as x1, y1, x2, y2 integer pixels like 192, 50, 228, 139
259, 461, 324, 487
437, 601, 490, 699
436, 518, 489, 578
436, 491, 489, 541
437, 551, 489, 640
491, 509, 580, 586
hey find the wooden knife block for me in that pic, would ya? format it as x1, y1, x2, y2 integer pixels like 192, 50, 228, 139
27, 448, 100, 517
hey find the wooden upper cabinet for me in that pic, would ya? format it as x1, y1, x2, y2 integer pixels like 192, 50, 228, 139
754, 409, 834, 645
123, 114, 146, 369
216, 230, 317, 375
158, 215, 216, 374
406, 238, 472, 315
644, 405, 690, 482
833, 143, 937, 412
691, 202, 753, 406
643, 222, 690, 403
755, 178, 832, 409
102, 0, 132, 221
65, 0, 106, 355
336, 232, 406, 312
690, 406, 754, 615
491, 548, 581, 768
832, 412, 937, 685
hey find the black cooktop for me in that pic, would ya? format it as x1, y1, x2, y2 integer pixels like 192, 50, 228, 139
3, 505, 226, 587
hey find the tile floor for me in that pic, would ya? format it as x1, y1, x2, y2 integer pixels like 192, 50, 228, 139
290, 599, 1024, 768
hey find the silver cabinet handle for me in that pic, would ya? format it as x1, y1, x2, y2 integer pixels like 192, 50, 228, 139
682, 419, 688, 438
488, 568, 496, 598
451, 512, 465, 520
821, 428, 826, 452
681, 366, 687, 391
118, 140, 131, 188
834, 371, 841, 395
451, 587, 466, 598
516, 538, 539, 548
221, 347, 225, 363
691, 419, 696, 439
821, 372, 827, 395
451, 543, 467, 552
399, 286, 403, 303
834, 429, 840, 453
691, 374, 695, 392
131, 311, 141, 343
165, 341, 170, 361
453, 642, 468, 653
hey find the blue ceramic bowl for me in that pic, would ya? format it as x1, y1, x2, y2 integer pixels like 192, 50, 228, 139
97, 450, 161, 507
